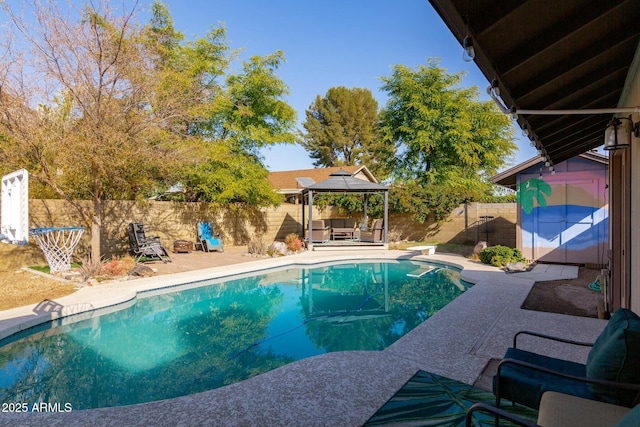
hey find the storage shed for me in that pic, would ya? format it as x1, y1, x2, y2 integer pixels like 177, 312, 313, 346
492, 152, 608, 266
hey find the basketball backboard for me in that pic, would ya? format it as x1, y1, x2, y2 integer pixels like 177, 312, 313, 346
1, 168, 29, 245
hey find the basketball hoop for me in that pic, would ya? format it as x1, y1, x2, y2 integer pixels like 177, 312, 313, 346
30, 227, 84, 274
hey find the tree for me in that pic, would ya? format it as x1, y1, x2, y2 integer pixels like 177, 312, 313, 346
143, 4, 297, 204
0, 1, 178, 261
302, 86, 394, 178
379, 59, 516, 221
0, 1, 296, 261
380, 59, 515, 187
217, 51, 298, 155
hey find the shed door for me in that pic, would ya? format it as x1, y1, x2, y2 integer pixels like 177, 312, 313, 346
535, 180, 600, 264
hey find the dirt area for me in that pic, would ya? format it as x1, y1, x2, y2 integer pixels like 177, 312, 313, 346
0, 269, 78, 311
521, 265, 604, 318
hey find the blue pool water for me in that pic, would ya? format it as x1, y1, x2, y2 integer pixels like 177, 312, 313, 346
0, 260, 470, 410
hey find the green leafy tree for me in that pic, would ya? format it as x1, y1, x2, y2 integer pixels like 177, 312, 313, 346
302, 86, 394, 178
381, 60, 515, 186
143, 4, 297, 203
379, 59, 517, 221
218, 51, 298, 154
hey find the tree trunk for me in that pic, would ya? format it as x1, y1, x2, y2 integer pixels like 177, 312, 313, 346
91, 197, 102, 261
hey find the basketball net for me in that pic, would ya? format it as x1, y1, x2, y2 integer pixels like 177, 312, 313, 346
30, 227, 84, 274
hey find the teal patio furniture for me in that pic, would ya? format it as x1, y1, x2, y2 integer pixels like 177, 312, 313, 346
197, 221, 224, 252
494, 308, 640, 411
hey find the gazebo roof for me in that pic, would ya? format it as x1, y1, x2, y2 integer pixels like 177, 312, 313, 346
302, 169, 388, 193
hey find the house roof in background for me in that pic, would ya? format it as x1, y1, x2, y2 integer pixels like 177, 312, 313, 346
492, 151, 609, 189
428, 0, 640, 166
268, 165, 376, 192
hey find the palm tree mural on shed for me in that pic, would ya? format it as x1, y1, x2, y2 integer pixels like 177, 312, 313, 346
516, 177, 552, 214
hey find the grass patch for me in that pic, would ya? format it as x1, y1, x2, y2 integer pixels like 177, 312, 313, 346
29, 262, 82, 274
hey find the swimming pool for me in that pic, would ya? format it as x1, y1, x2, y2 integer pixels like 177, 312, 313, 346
0, 260, 470, 410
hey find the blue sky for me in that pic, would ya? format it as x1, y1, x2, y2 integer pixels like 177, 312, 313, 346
162, 0, 537, 172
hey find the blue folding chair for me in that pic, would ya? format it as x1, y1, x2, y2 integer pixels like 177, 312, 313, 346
197, 222, 224, 252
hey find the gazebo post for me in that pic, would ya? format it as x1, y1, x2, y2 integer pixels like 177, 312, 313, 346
308, 190, 314, 250
362, 194, 369, 230
383, 191, 388, 243
301, 193, 306, 240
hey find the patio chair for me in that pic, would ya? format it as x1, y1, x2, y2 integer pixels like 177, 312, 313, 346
359, 219, 384, 242
466, 391, 639, 427
493, 308, 640, 411
128, 223, 171, 263
197, 221, 224, 252
310, 220, 330, 243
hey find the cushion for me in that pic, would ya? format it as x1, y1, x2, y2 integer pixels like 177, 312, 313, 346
494, 347, 591, 410
538, 391, 631, 427
330, 219, 344, 228
586, 308, 640, 406
616, 403, 640, 427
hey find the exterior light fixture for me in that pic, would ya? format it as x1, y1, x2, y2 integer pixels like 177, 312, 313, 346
604, 117, 636, 150
489, 79, 500, 97
462, 35, 475, 62
487, 79, 510, 114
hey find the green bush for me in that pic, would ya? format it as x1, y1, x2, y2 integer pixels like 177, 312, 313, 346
479, 245, 525, 267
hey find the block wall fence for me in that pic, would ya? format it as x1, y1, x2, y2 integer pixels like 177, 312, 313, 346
0, 200, 517, 271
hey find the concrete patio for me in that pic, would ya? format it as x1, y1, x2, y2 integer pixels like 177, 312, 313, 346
0, 249, 606, 427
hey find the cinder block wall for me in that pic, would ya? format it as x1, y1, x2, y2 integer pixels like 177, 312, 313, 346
0, 200, 517, 270
387, 203, 517, 247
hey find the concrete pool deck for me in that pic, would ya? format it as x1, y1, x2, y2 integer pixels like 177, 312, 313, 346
0, 250, 606, 427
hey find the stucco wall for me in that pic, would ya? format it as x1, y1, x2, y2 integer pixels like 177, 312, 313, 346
0, 200, 517, 271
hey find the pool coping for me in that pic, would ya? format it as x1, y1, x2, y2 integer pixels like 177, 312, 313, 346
0, 250, 607, 427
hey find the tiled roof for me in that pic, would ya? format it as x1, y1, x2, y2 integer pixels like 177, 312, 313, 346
268, 165, 374, 190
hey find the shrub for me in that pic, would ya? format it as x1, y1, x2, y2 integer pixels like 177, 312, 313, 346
479, 245, 525, 268
248, 237, 267, 256
102, 255, 136, 276
79, 256, 104, 280
284, 233, 303, 252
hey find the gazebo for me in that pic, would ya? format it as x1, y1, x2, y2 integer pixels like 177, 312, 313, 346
300, 169, 389, 250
